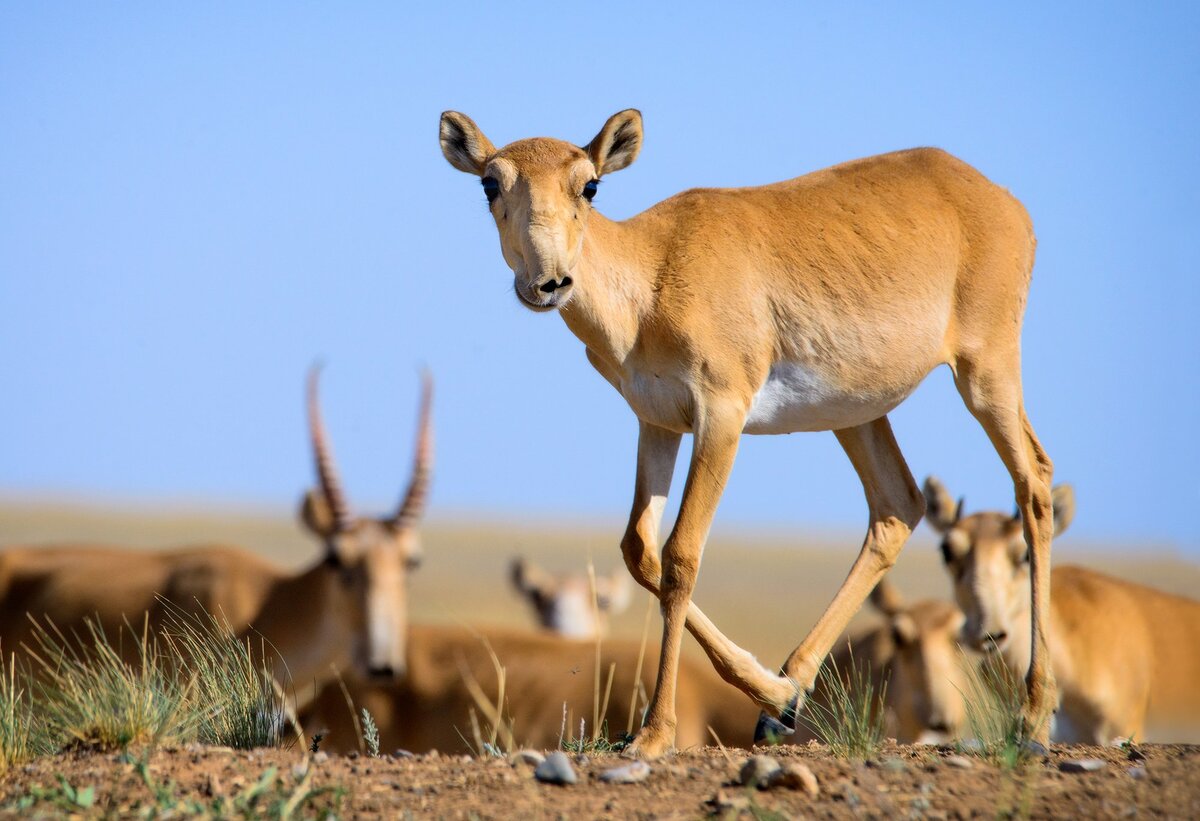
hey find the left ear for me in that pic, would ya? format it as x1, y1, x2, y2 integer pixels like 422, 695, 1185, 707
440, 111, 496, 176
586, 109, 643, 176
1051, 484, 1075, 537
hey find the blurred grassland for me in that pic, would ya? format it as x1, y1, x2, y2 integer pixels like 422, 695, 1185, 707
2, 497, 1196, 667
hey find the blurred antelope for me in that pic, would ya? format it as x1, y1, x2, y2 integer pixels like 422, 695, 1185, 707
509, 557, 632, 639
0, 367, 432, 704
925, 476, 1200, 743
300, 624, 760, 754
440, 109, 1056, 755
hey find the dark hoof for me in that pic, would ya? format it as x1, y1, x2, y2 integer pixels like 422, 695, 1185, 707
753, 698, 799, 746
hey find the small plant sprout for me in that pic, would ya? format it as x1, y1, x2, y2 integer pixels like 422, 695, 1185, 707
801, 649, 889, 761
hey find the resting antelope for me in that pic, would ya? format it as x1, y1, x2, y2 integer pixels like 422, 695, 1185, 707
0, 368, 432, 704
925, 476, 1200, 743
510, 557, 632, 638
301, 624, 761, 754
440, 109, 1056, 755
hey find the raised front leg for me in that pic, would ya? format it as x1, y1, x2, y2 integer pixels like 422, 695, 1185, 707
620, 422, 798, 735
761, 417, 925, 740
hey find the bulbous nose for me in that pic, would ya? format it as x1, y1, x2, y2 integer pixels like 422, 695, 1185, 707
982, 630, 1008, 647
539, 275, 573, 293
368, 662, 402, 680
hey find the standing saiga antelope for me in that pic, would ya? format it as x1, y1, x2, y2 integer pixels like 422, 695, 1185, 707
510, 557, 632, 639
0, 367, 432, 705
440, 109, 1057, 756
925, 476, 1200, 743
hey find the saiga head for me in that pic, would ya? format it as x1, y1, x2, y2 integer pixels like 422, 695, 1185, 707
510, 557, 632, 639
298, 366, 433, 682
923, 476, 1075, 657
439, 109, 643, 312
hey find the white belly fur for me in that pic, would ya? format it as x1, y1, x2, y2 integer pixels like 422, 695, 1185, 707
743, 362, 900, 434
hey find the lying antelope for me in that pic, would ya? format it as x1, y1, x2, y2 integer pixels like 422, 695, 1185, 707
300, 624, 761, 754
925, 476, 1200, 743
440, 109, 1057, 755
510, 557, 632, 639
0, 367, 432, 705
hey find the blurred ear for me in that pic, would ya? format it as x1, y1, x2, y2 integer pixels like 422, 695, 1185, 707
601, 569, 633, 615
300, 489, 338, 539
586, 109, 643, 176
869, 577, 905, 617
891, 613, 919, 647
922, 476, 963, 533
1051, 484, 1076, 537
440, 111, 496, 175
510, 557, 554, 599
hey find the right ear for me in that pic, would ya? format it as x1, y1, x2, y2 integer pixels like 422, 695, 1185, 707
440, 111, 496, 175
586, 109, 643, 176
300, 489, 338, 539
510, 557, 553, 598
922, 476, 963, 534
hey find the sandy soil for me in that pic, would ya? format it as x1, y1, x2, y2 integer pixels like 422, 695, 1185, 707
1, 741, 1196, 819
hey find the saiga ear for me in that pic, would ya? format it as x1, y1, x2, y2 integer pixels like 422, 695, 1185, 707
439, 111, 496, 175
922, 475, 963, 533
510, 557, 554, 598
300, 488, 340, 544
1051, 484, 1076, 537
603, 568, 633, 615
586, 109, 643, 176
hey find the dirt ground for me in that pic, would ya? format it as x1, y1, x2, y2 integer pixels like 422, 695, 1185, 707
1, 741, 1196, 819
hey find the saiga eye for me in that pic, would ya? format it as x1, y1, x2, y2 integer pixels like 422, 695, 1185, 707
582, 179, 599, 202
481, 176, 500, 204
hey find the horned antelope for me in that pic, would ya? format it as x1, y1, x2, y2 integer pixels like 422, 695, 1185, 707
0, 367, 432, 705
925, 476, 1200, 743
510, 557, 632, 639
300, 624, 761, 754
440, 109, 1056, 755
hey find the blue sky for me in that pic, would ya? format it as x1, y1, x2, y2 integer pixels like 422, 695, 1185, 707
1, 3, 1197, 550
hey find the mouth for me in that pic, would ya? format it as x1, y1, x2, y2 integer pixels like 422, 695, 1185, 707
513, 279, 570, 313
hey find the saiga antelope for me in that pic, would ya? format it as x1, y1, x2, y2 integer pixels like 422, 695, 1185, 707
925, 476, 1200, 743
439, 109, 1056, 755
0, 368, 432, 705
510, 557, 632, 639
301, 624, 761, 754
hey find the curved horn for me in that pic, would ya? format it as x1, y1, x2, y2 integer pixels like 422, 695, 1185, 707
307, 364, 354, 532
394, 370, 434, 528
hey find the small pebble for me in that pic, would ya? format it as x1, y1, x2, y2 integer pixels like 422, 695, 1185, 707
598, 760, 651, 784
765, 762, 819, 797
1127, 766, 1148, 780
1060, 758, 1106, 773
1023, 740, 1050, 758
739, 755, 782, 788
509, 749, 546, 767
311, 751, 329, 764
945, 755, 974, 770
534, 751, 578, 785
392, 749, 414, 759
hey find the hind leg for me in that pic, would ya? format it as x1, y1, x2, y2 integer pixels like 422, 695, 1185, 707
954, 357, 1057, 743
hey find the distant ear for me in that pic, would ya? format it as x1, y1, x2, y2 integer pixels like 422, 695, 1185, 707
890, 613, 919, 647
300, 489, 338, 539
510, 557, 553, 598
922, 476, 962, 533
586, 109, 643, 176
603, 569, 633, 615
869, 578, 905, 617
439, 111, 496, 175
1051, 484, 1076, 537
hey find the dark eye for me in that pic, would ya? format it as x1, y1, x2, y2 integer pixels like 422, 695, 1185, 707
582, 179, 599, 202
481, 176, 500, 204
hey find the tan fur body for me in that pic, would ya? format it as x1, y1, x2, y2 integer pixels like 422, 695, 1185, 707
301, 625, 760, 754
441, 110, 1056, 755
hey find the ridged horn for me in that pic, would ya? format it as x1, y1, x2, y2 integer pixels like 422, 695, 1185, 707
307, 364, 354, 532
394, 371, 434, 529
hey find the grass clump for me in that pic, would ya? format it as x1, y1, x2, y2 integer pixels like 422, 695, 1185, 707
0, 654, 54, 772
958, 651, 1043, 770
801, 650, 888, 761
25, 617, 197, 751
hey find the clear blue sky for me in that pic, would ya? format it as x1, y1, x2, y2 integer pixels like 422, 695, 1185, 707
1, 3, 1197, 551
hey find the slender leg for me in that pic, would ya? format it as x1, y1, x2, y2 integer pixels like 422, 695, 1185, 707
620, 422, 797, 724
761, 417, 925, 737
625, 409, 747, 758
955, 363, 1056, 742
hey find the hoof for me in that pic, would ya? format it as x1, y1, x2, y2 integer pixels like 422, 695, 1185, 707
753, 696, 799, 746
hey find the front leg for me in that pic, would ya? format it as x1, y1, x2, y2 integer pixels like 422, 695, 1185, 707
621, 421, 799, 734
626, 404, 745, 758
